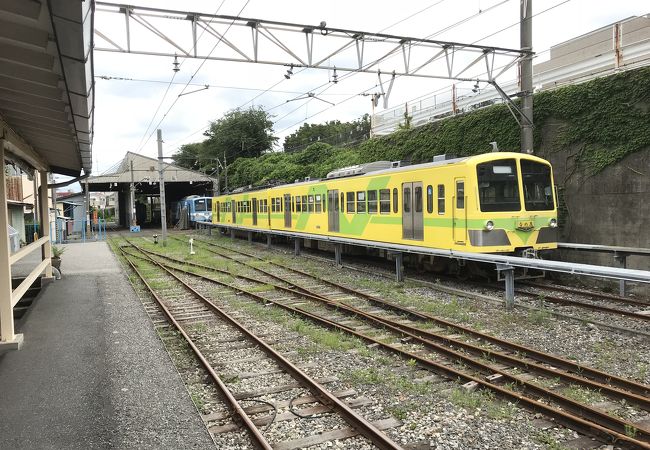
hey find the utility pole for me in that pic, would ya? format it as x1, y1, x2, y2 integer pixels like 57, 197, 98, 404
130, 160, 136, 226
157, 129, 167, 246
224, 152, 228, 193
520, 0, 534, 154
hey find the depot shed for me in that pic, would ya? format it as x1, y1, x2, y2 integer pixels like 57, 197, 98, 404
86, 152, 217, 228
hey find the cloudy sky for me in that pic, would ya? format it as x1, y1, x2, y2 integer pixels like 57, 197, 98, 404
91, 0, 649, 175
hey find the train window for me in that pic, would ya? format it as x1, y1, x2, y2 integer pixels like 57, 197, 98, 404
346, 192, 355, 213
340, 193, 344, 213
456, 182, 465, 209
403, 187, 411, 213
356, 191, 366, 213
367, 190, 377, 214
296, 196, 302, 212
308, 195, 315, 213
301, 195, 307, 212
278, 197, 283, 212
379, 189, 390, 214
415, 186, 423, 213
322, 196, 326, 212
393, 188, 398, 213
426, 185, 434, 213
291, 197, 295, 213
438, 185, 445, 214
315, 194, 322, 213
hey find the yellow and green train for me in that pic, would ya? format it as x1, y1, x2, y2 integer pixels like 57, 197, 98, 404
212, 152, 558, 256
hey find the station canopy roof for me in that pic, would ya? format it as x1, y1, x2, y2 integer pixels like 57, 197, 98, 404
87, 152, 215, 189
0, 0, 94, 177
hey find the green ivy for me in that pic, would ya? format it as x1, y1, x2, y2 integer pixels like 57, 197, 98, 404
225, 67, 650, 187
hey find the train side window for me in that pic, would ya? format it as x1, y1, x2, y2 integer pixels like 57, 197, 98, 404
403, 187, 411, 213
456, 182, 465, 209
308, 195, 315, 213
315, 194, 322, 213
367, 190, 377, 214
393, 188, 398, 213
379, 189, 390, 214
356, 191, 366, 213
296, 196, 302, 212
301, 195, 307, 212
346, 192, 355, 213
322, 196, 326, 212
415, 186, 423, 213
340, 193, 344, 212
438, 185, 445, 214
426, 185, 433, 213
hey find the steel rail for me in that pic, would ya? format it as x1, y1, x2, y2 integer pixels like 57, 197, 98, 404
123, 242, 405, 450
520, 281, 650, 307
188, 237, 650, 398
126, 245, 650, 412
131, 243, 650, 449
119, 249, 273, 450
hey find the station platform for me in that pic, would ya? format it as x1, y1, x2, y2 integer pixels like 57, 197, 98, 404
0, 242, 215, 449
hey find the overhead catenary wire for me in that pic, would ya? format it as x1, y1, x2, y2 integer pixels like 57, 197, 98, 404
273, 0, 575, 137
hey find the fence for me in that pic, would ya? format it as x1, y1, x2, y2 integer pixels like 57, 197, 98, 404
51, 218, 107, 244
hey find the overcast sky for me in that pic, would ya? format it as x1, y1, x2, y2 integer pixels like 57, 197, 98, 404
90, 0, 649, 176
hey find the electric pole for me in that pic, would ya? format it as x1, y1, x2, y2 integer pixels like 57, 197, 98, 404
157, 129, 167, 246
520, 0, 534, 154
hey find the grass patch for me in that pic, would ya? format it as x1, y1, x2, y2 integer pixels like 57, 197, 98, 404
248, 284, 276, 293
448, 388, 518, 421
561, 385, 604, 404
534, 431, 570, 450
344, 367, 433, 395
528, 308, 552, 325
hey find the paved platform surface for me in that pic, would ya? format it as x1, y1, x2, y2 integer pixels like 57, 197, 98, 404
0, 241, 215, 449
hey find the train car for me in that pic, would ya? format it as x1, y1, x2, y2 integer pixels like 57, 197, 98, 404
173, 195, 213, 226
212, 152, 558, 256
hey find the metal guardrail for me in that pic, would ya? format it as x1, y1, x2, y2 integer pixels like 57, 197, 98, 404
557, 243, 650, 296
51, 219, 107, 244
197, 223, 650, 309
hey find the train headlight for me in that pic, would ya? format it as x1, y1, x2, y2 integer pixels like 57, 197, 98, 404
484, 220, 494, 231
549, 218, 558, 228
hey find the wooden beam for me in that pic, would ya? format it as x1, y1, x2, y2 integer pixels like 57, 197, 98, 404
0, 141, 16, 342
0, 115, 49, 172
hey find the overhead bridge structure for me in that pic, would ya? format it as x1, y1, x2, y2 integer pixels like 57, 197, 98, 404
93, 2, 531, 114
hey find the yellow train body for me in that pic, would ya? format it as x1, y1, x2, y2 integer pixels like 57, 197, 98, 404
212, 152, 558, 254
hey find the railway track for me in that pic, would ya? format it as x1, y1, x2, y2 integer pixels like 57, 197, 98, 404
145, 236, 650, 449
118, 242, 404, 450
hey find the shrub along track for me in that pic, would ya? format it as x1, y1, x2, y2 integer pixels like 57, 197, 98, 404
151, 235, 650, 449
118, 241, 403, 450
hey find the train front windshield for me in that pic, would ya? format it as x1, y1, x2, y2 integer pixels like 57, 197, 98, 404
195, 198, 212, 211
476, 159, 520, 212
520, 160, 554, 211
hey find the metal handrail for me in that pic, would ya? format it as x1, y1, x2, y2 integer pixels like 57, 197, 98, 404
208, 223, 650, 284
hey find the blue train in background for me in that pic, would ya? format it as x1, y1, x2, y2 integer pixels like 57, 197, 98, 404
171, 195, 212, 228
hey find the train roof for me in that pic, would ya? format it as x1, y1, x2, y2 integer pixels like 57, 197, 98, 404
218, 152, 550, 196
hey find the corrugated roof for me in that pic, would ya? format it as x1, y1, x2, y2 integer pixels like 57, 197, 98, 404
0, 0, 94, 176
87, 151, 215, 185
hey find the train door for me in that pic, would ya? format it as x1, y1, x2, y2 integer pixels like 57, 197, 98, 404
284, 194, 292, 228
402, 182, 423, 240
252, 198, 258, 225
216, 201, 220, 222
327, 189, 339, 232
453, 178, 466, 244
231, 200, 236, 223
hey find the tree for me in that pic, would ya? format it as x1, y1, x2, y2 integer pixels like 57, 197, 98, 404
171, 142, 203, 170
202, 106, 277, 163
283, 115, 370, 152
